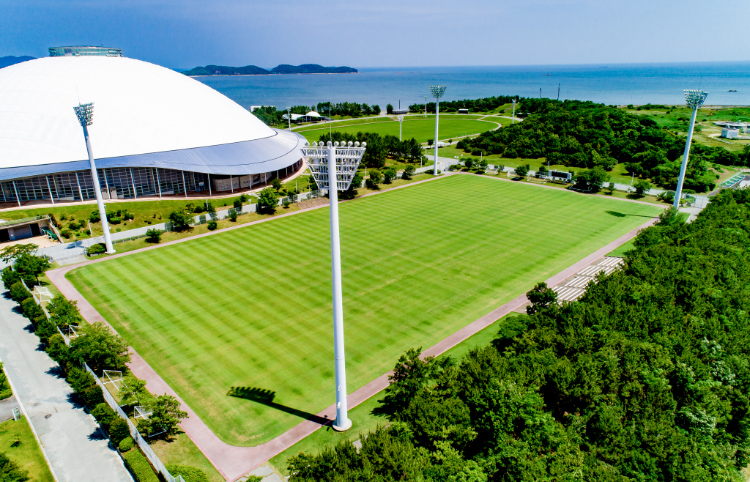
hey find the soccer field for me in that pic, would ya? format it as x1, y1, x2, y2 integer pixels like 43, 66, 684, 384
67, 176, 662, 446
296, 116, 502, 143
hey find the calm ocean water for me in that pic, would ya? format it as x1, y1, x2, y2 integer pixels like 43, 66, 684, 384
195, 62, 750, 110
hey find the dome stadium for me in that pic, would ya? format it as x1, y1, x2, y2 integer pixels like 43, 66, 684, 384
0, 50, 306, 206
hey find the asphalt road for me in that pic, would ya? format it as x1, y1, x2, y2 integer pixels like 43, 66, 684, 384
0, 291, 133, 482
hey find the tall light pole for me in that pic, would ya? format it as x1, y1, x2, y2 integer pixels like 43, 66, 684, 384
511, 99, 516, 124
302, 140, 366, 432
673, 89, 708, 210
430, 85, 446, 175
74, 102, 115, 254
424, 95, 428, 118
288, 107, 292, 130
396, 114, 405, 141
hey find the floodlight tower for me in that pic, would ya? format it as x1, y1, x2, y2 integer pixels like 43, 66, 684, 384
430, 85, 447, 175
673, 89, 708, 210
511, 99, 516, 124
288, 107, 292, 129
396, 115, 405, 141
74, 102, 115, 254
302, 140, 366, 432
424, 95, 428, 117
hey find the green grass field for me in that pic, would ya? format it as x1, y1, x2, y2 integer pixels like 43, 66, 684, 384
296, 116, 503, 144
0, 418, 54, 482
67, 175, 662, 446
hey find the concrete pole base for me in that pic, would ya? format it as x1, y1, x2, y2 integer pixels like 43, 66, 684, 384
332, 418, 352, 432
106, 250, 116, 255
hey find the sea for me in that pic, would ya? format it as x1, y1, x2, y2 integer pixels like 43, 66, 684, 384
194, 62, 750, 111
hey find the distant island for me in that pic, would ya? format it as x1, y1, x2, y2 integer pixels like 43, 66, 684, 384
182, 63, 357, 76
0, 56, 35, 69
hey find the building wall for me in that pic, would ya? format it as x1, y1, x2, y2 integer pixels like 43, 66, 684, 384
0, 159, 303, 204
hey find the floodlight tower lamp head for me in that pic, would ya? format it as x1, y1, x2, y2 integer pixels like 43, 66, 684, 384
430, 85, 447, 99
74, 102, 94, 127
685, 89, 708, 109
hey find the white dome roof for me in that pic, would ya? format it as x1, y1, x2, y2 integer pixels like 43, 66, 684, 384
0, 56, 277, 170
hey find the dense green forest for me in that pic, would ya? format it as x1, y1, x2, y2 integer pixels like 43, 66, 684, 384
289, 190, 750, 481
458, 99, 750, 192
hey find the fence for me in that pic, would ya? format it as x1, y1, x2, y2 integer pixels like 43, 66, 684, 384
17, 276, 185, 482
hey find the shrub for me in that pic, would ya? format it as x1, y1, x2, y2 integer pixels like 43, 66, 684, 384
66, 367, 97, 395
109, 417, 130, 445
165, 465, 209, 482
240, 194, 249, 202
257, 187, 279, 214
89, 211, 100, 223
87, 243, 106, 256
21, 298, 43, 322
115, 228, 121, 232
402, 165, 416, 180
383, 167, 397, 184
271, 177, 283, 192
9, 282, 30, 303
168, 210, 193, 232
634, 179, 653, 196
123, 449, 159, 482
109, 216, 122, 225
233, 199, 243, 211
0, 362, 11, 401
68, 221, 80, 230
0, 453, 29, 482
207, 221, 218, 231
60, 229, 72, 239
229, 209, 238, 222
145, 229, 163, 244
119, 436, 134, 453
366, 169, 383, 189
46, 335, 70, 366
91, 403, 117, 430
515, 164, 530, 177
1, 267, 19, 290
82, 385, 105, 407
283, 199, 291, 209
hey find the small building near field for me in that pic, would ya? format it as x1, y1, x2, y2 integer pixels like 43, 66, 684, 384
458, 108, 469, 114
392, 108, 409, 115
549, 170, 572, 182
0, 216, 60, 243
722, 128, 740, 139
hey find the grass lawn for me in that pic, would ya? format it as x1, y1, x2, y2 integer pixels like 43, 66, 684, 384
150, 432, 224, 482
296, 117, 500, 144
0, 418, 54, 482
269, 312, 527, 475
67, 175, 662, 447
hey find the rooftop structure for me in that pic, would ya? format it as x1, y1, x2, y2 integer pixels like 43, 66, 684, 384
49, 46, 123, 57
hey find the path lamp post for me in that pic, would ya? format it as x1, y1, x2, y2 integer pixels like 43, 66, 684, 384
74, 102, 115, 254
430, 85, 446, 175
396, 114, 405, 141
302, 140, 366, 431
673, 89, 708, 210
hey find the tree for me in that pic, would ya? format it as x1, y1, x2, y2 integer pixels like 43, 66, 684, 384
119, 374, 149, 407
47, 294, 82, 329
69, 322, 131, 372
271, 177, 283, 192
145, 229, 163, 244
464, 158, 474, 170
140, 394, 187, 437
0, 244, 37, 263
386, 103, 394, 114
525, 282, 557, 315
168, 210, 193, 232
233, 199, 243, 212
371, 105, 380, 115
366, 169, 383, 189
257, 187, 279, 214
574, 166, 610, 192
634, 179, 653, 196
402, 165, 416, 180
514, 163, 530, 177
229, 209, 238, 222
13, 253, 50, 286
339, 171, 363, 200
383, 167, 397, 184
1, 267, 19, 290
427, 139, 434, 147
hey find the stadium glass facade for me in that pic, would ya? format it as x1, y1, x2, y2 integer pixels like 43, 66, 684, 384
0, 160, 304, 204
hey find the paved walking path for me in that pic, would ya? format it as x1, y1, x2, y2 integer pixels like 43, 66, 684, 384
0, 292, 133, 482
46, 173, 659, 481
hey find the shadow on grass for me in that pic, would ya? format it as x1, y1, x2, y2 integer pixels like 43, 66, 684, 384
606, 210, 653, 218
228, 387, 331, 426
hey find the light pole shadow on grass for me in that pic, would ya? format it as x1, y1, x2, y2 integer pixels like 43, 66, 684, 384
605, 210, 654, 218
227, 387, 332, 426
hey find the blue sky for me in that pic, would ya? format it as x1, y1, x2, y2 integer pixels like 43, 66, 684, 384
1, 0, 749, 69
